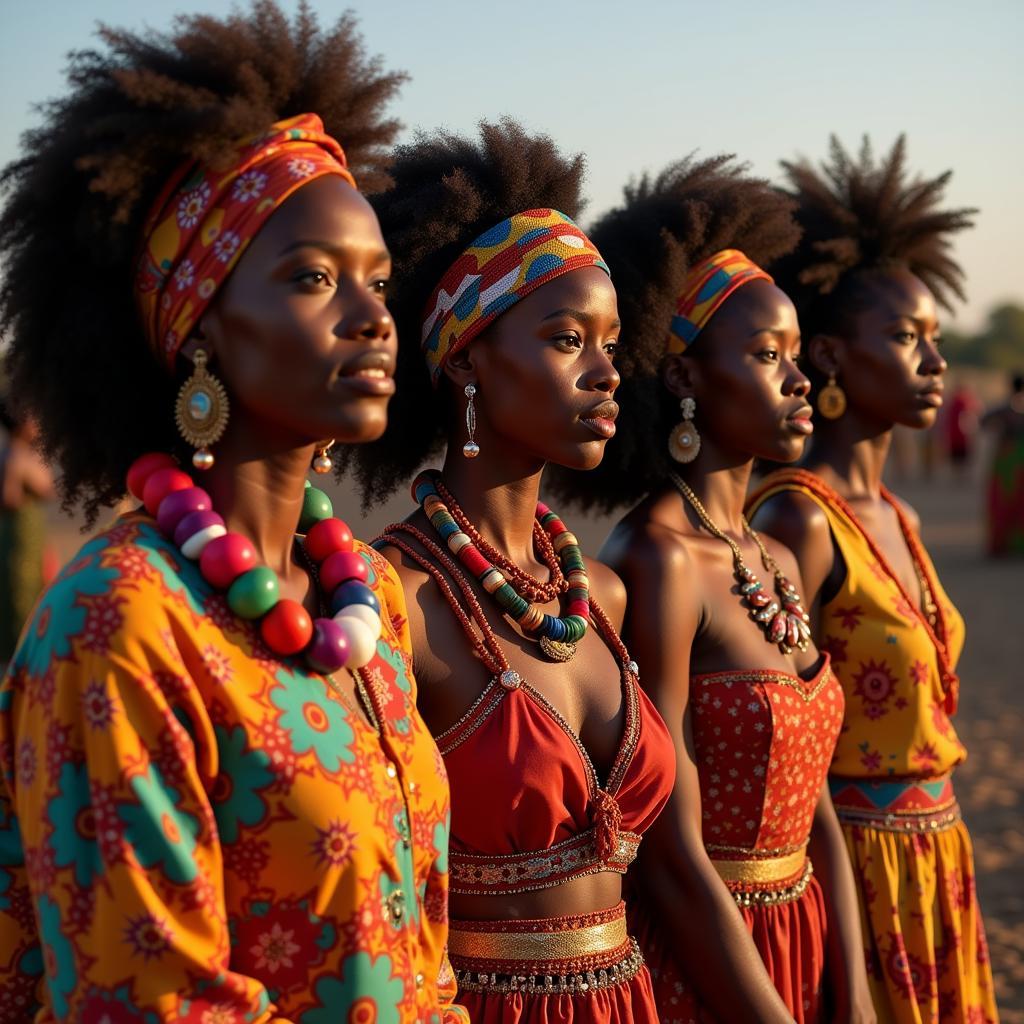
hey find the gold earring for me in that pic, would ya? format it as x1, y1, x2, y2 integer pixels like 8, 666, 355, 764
463, 384, 480, 458
312, 440, 335, 474
175, 349, 229, 470
817, 373, 847, 420
668, 397, 700, 463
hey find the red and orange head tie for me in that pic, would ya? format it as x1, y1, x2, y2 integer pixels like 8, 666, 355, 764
134, 113, 356, 366
668, 248, 773, 352
420, 209, 610, 387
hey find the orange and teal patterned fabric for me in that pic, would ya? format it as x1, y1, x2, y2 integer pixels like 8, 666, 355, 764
668, 249, 772, 352
420, 209, 609, 386
0, 512, 468, 1024
135, 113, 355, 365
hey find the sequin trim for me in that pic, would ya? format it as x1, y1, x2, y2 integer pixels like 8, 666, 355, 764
726, 857, 814, 908
453, 938, 645, 995
449, 829, 641, 895
693, 665, 834, 703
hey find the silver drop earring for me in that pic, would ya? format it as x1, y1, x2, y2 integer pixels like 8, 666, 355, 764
463, 383, 480, 458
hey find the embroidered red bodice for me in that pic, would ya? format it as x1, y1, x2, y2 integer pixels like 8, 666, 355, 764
690, 656, 844, 854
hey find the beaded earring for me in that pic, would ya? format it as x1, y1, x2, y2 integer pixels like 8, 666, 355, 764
463, 383, 480, 458
175, 349, 229, 470
668, 397, 700, 464
312, 440, 335, 475
817, 373, 847, 419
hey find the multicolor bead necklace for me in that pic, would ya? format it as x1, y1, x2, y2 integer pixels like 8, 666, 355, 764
412, 470, 589, 662
669, 472, 811, 655
127, 452, 383, 675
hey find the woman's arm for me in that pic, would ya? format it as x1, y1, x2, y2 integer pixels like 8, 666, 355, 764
1, 642, 292, 1021
607, 526, 796, 1023
808, 782, 876, 1024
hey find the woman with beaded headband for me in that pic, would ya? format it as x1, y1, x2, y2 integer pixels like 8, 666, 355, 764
345, 121, 675, 1023
547, 155, 875, 1023
0, 5, 468, 1021
747, 137, 997, 1023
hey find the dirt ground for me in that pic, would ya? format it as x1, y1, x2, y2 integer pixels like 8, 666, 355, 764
36, 449, 1023, 1019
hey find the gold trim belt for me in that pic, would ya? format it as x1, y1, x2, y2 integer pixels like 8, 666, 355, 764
449, 902, 644, 994
449, 915, 628, 963
709, 847, 813, 907
711, 846, 806, 884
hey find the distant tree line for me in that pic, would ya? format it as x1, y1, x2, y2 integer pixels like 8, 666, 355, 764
944, 303, 1024, 370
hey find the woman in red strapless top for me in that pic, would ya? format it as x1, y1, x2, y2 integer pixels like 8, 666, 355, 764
549, 160, 875, 1023
352, 123, 676, 1022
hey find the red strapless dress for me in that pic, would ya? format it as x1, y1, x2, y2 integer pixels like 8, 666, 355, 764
630, 656, 844, 1024
438, 662, 676, 1023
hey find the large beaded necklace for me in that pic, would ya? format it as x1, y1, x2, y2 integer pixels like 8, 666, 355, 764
669, 472, 811, 655
127, 452, 383, 678
413, 470, 590, 662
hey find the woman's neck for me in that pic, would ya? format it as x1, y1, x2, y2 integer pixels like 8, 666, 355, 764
675, 447, 754, 537
805, 416, 893, 499
437, 447, 547, 570
198, 424, 316, 578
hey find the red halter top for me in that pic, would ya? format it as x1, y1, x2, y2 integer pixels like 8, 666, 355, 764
377, 526, 675, 897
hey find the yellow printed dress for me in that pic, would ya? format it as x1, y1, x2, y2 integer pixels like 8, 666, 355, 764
748, 470, 998, 1024
0, 512, 468, 1024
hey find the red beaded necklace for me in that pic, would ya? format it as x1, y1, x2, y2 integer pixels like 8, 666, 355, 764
127, 452, 382, 674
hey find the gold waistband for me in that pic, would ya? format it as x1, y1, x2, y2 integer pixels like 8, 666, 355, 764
710, 846, 806, 884
448, 915, 628, 962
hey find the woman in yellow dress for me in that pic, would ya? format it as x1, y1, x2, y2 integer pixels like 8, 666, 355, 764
0, 5, 465, 1021
747, 136, 998, 1024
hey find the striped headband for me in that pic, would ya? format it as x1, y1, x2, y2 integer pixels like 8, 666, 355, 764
420, 209, 609, 386
135, 113, 356, 366
668, 249, 773, 353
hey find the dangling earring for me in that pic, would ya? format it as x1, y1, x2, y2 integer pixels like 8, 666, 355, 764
817, 372, 847, 420
312, 440, 335, 474
175, 348, 229, 470
668, 397, 700, 463
463, 383, 480, 458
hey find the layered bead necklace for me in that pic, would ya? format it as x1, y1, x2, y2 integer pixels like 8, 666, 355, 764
413, 470, 590, 662
669, 472, 811, 655
127, 453, 383, 683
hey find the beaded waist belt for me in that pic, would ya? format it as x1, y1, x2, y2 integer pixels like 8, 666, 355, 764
449, 828, 641, 896
707, 844, 812, 907
449, 901, 644, 995
829, 773, 961, 833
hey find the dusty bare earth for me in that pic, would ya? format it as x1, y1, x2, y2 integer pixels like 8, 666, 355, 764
38, 455, 1023, 1018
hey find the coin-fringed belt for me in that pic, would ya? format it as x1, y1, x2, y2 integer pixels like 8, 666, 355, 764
708, 843, 813, 908
449, 901, 644, 995
448, 828, 641, 895
829, 772, 961, 833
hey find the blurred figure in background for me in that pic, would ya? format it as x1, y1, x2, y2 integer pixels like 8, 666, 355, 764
943, 379, 982, 481
981, 372, 1024, 556
0, 398, 55, 666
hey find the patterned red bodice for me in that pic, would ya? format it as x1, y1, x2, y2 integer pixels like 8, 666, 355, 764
690, 656, 844, 852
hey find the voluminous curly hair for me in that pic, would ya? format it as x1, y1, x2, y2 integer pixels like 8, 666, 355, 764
547, 155, 802, 511
0, 1, 406, 524
775, 135, 976, 341
343, 119, 587, 506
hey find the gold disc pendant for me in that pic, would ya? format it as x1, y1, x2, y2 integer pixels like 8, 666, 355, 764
539, 637, 577, 662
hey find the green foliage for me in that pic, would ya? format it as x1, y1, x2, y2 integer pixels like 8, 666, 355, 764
944, 303, 1024, 370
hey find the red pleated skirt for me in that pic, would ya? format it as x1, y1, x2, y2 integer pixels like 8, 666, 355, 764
629, 874, 828, 1024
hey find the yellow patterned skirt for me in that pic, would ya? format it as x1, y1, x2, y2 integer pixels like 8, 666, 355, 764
831, 775, 999, 1023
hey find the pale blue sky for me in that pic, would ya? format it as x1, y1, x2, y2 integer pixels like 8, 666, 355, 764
2, 0, 1021, 332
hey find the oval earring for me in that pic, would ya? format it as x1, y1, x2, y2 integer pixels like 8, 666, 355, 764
175, 348, 229, 470
668, 397, 701, 463
817, 373, 847, 419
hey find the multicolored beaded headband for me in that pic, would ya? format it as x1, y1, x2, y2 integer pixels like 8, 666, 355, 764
668, 249, 773, 353
420, 209, 610, 386
135, 113, 356, 367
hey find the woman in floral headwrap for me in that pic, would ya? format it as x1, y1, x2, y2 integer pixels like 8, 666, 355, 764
0, 5, 465, 1022
748, 136, 997, 1024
